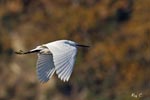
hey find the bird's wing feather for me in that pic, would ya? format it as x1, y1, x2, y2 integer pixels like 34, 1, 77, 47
44, 43, 77, 82
37, 54, 55, 83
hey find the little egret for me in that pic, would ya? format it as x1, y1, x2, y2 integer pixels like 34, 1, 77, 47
15, 40, 89, 83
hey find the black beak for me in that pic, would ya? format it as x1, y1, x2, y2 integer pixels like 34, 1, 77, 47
76, 44, 90, 48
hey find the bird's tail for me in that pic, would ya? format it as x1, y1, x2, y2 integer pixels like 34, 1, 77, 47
15, 50, 40, 54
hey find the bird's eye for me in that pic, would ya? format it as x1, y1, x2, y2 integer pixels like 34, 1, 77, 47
64, 41, 70, 45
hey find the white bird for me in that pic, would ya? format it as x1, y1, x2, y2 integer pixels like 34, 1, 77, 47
15, 40, 89, 83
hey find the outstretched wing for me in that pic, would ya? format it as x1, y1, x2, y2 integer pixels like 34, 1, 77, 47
44, 43, 77, 82
36, 54, 55, 83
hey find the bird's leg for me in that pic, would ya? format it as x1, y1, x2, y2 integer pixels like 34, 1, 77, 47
15, 50, 26, 54
15, 50, 40, 54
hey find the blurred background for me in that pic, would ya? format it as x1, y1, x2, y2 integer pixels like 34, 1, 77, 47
0, 0, 149, 100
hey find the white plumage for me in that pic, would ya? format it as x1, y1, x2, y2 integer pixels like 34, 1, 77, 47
15, 40, 89, 83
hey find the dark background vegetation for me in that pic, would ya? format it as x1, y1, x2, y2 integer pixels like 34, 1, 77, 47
0, 0, 149, 100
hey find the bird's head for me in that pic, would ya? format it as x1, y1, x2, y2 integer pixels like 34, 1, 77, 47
64, 40, 90, 48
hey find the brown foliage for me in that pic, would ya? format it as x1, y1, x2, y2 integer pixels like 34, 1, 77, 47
0, 0, 149, 100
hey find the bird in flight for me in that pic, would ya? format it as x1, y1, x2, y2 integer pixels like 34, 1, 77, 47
15, 40, 89, 83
